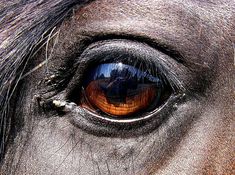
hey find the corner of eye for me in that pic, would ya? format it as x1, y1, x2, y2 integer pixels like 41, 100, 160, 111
52, 100, 77, 112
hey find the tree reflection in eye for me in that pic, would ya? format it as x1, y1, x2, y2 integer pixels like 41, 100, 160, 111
80, 63, 171, 117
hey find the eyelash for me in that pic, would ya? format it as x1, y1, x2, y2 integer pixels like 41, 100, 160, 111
40, 38, 189, 136
44, 35, 186, 93
75, 40, 184, 91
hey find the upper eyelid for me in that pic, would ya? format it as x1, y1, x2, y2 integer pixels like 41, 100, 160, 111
65, 39, 188, 97
83, 33, 185, 63
45, 37, 191, 98
50, 32, 185, 68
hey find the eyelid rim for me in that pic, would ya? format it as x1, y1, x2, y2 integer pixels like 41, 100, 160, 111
65, 39, 188, 122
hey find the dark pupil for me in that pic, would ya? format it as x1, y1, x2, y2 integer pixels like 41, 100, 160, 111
82, 63, 163, 116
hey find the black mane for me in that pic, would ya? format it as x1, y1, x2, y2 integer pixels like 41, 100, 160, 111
0, 0, 90, 161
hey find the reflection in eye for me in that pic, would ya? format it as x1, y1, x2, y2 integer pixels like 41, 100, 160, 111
80, 63, 170, 117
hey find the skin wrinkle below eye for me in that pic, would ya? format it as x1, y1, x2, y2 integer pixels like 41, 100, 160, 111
0, 0, 234, 175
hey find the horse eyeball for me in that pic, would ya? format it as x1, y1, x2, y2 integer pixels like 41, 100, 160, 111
79, 63, 170, 117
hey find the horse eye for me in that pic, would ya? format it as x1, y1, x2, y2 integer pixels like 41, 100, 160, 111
79, 62, 171, 118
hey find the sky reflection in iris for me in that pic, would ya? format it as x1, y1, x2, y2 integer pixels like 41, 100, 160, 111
89, 63, 160, 83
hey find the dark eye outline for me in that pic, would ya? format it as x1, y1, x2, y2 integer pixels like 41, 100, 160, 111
39, 35, 193, 137
45, 39, 188, 137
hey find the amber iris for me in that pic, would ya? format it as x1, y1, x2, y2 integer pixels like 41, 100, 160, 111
81, 63, 162, 117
